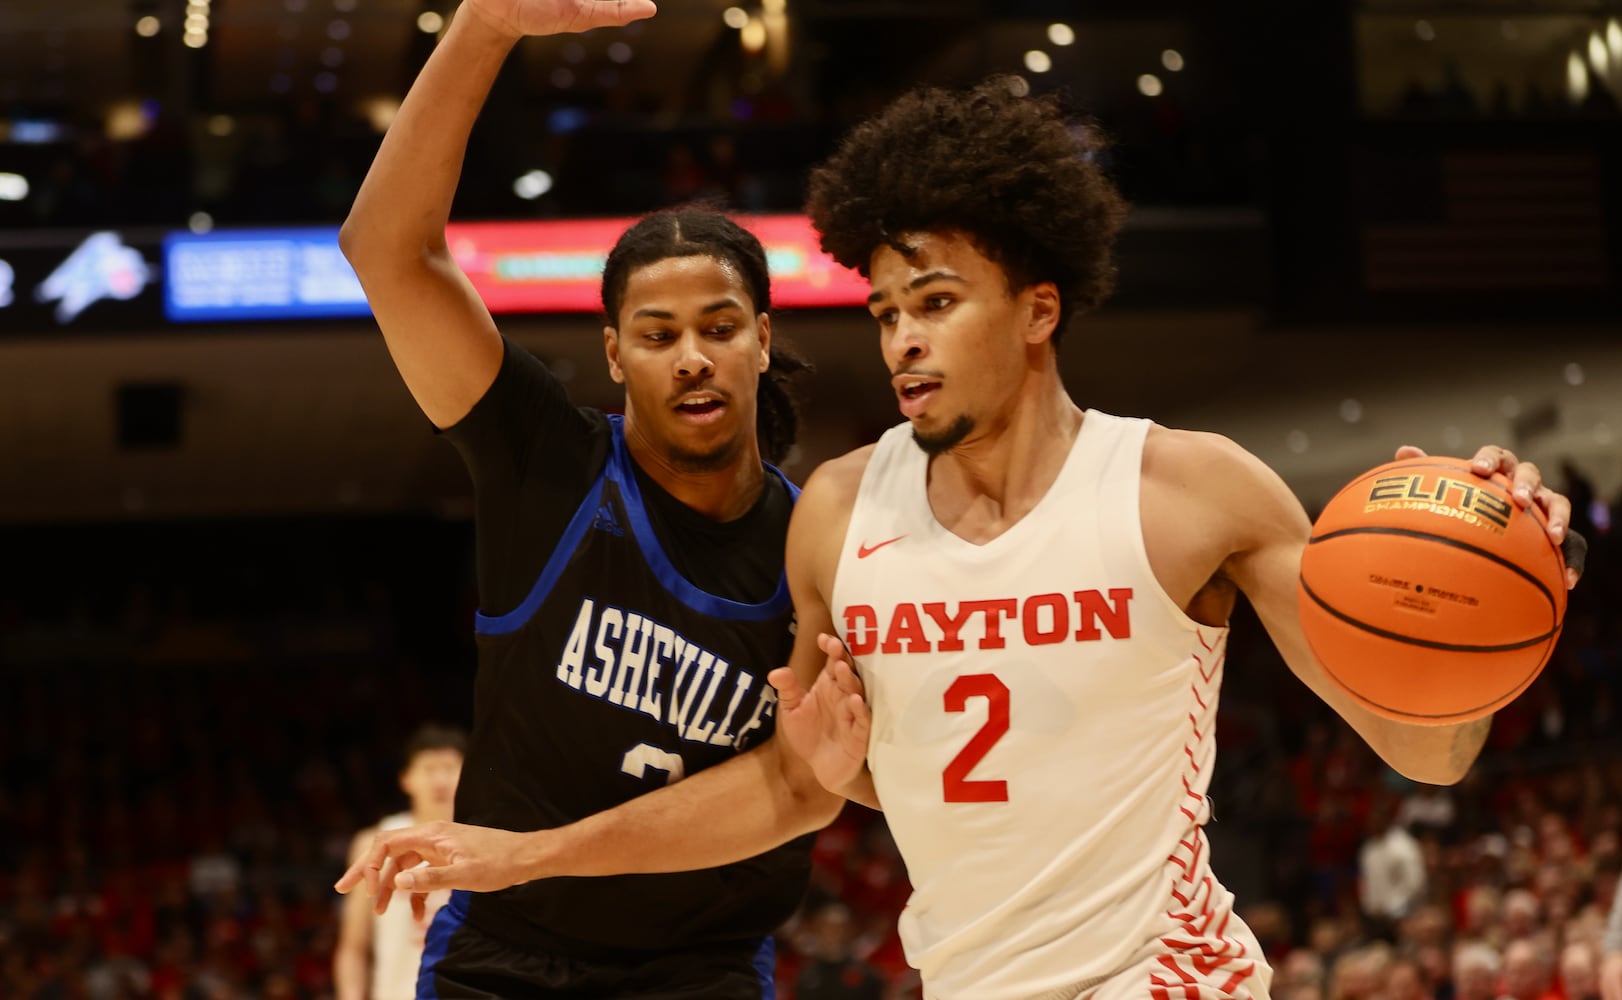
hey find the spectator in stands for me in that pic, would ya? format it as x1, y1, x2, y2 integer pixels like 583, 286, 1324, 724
1455, 942, 1502, 1000
794, 902, 886, 1000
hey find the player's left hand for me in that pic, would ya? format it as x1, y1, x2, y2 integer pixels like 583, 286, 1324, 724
769, 634, 871, 795
334, 820, 533, 919
1394, 444, 1584, 589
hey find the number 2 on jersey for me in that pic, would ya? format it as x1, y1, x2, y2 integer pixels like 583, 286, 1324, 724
942, 674, 1009, 803
620, 742, 685, 785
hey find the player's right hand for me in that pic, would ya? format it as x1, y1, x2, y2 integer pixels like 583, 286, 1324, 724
461, 0, 656, 39
334, 820, 534, 920
769, 634, 871, 795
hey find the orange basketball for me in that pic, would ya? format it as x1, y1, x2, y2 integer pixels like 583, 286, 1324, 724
1297, 456, 1567, 725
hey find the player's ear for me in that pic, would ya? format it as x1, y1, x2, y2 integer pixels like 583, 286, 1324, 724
756, 313, 771, 374
1024, 282, 1060, 345
604, 326, 625, 384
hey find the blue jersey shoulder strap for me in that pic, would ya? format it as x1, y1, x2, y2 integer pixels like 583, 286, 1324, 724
606, 414, 793, 623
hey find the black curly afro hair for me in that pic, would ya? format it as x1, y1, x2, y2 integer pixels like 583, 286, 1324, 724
807, 77, 1127, 343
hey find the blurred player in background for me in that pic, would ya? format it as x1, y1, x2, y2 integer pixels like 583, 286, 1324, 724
334, 724, 465, 1000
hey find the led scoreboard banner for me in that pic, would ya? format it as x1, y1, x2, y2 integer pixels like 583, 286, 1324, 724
161, 214, 869, 323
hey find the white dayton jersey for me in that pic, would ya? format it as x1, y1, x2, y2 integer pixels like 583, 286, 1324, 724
831, 412, 1270, 1000
370, 812, 452, 1000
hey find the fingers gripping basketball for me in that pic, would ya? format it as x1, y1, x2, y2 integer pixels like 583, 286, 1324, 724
1298, 456, 1568, 725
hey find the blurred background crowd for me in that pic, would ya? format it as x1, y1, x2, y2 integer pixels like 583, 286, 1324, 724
2, 0, 1621, 996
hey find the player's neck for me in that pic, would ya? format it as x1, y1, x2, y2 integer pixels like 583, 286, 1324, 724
627, 437, 767, 522
929, 371, 1080, 537
412, 804, 453, 824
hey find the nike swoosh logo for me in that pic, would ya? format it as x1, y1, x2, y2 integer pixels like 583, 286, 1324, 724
857, 535, 907, 559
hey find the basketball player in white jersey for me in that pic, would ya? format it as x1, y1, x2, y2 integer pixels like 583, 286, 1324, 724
334, 724, 465, 1000
759, 79, 1581, 999
338, 75, 1583, 1000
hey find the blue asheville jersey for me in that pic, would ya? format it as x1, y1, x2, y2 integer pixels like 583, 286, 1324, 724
453, 412, 812, 959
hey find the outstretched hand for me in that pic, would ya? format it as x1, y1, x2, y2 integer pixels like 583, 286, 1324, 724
1394, 444, 1584, 589
768, 634, 871, 794
334, 821, 534, 920
462, 0, 656, 39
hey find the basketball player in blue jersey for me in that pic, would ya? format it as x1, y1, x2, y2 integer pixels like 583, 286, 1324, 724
333, 0, 845, 994
342, 68, 1587, 1000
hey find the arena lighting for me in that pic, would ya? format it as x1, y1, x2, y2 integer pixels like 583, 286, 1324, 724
183, 30, 208, 48
1589, 32, 1609, 75
722, 6, 748, 29
1340, 399, 1363, 424
206, 114, 234, 137
105, 101, 151, 140
513, 169, 553, 200
1610, 20, 1621, 61
361, 96, 401, 133
1414, 19, 1435, 41
188, 212, 214, 234
1047, 23, 1074, 47
740, 17, 767, 54
1568, 51, 1590, 102
135, 15, 161, 36
416, 11, 443, 33
1162, 49, 1184, 72
1137, 73, 1163, 97
607, 42, 632, 63
1565, 362, 1585, 387
1024, 50, 1051, 73
0, 173, 29, 201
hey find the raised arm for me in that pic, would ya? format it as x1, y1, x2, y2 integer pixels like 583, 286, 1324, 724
339, 0, 654, 428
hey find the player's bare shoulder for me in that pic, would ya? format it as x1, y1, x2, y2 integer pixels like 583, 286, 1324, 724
787, 445, 877, 592
792, 444, 877, 531
1138, 424, 1309, 613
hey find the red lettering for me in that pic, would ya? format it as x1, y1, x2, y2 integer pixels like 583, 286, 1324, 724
880, 602, 932, 654
963, 599, 1018, 650
844, 605, 878, 656
1075, 588, 1134, 640
1021, 592, 1069, 646
922, 601, 977, 652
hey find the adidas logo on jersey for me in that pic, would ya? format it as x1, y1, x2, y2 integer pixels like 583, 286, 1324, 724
592, 501, 624, 536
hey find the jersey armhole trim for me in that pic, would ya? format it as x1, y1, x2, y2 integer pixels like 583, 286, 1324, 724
474, 475, 606, 636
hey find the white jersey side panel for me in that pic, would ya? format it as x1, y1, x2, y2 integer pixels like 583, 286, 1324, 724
371, 812, 451, 1000
830, 412, 1269, 1000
